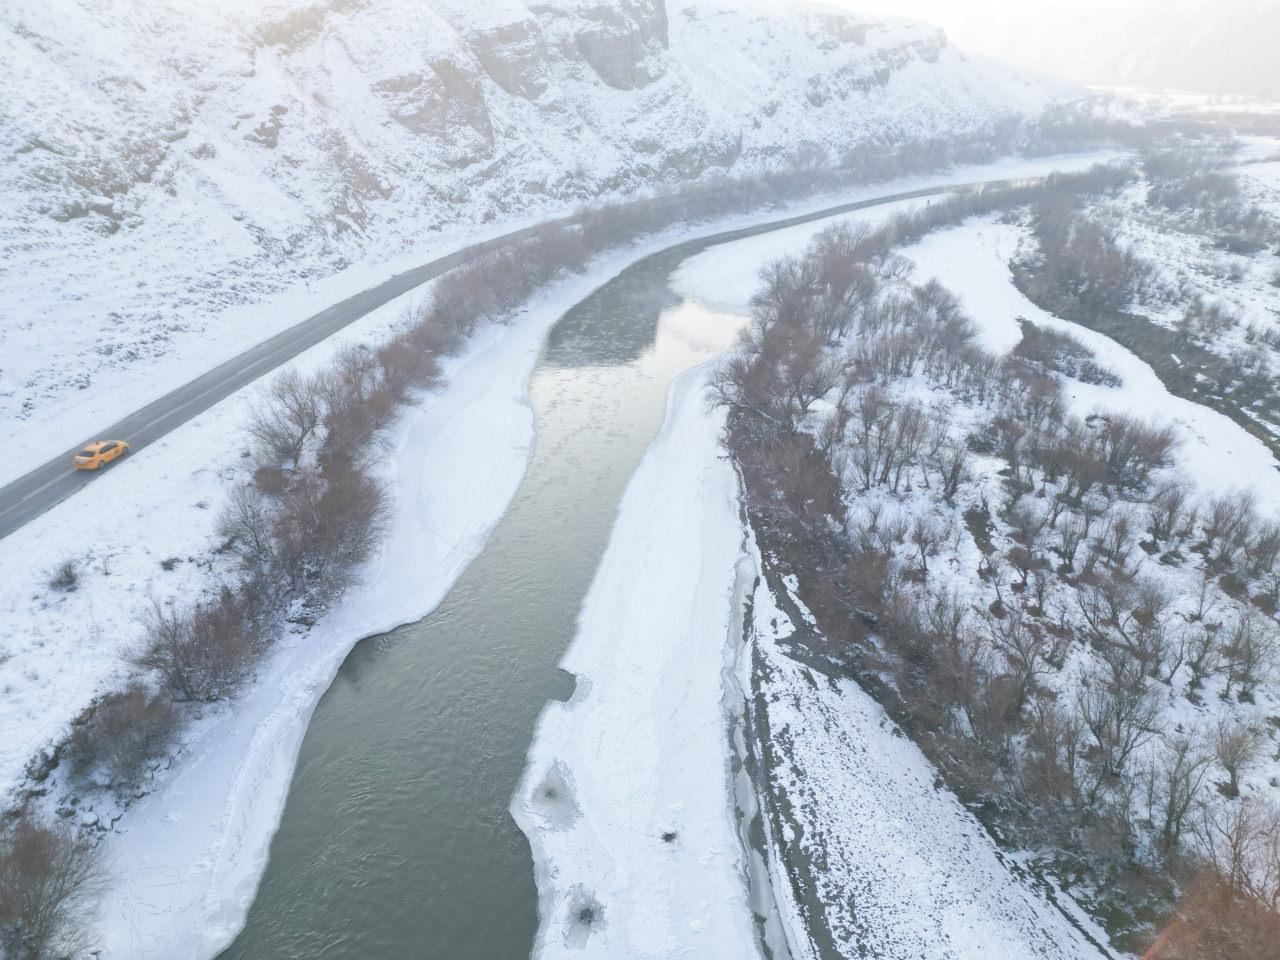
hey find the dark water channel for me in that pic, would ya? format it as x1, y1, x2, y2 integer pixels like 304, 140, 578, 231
219, 186, 962, 960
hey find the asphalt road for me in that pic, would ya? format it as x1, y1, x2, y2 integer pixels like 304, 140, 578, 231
0, 177, 1025, 540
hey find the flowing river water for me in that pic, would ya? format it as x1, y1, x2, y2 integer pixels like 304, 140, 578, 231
218, 186, 968, 959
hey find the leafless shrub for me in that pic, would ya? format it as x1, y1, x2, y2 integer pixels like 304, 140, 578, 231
272, 464, 390, 598
1212, 720, 1266, 799
46, 558, 79, 594
983, 608, 1055, 710
1077, 669, 1161, 784
1013, 323, 1119, 386
0, 814, 102, 960
1029, 195, 1153, 314
247, 368, 323, 466
1019, 701, 1088, 816
1243, 516, 1280, 580
1148, 478, 1194, 545
838, 387, 929, 494
1095, 414, 1177, 491
1220, 609, 1275, 703
908, 515, 948, 577
217, 483, 276, 572
377, 330, 441, 400
1197, 796, 1280, 910
134, 590, 259, 703
66, 681, 177, 794
1175, 298, 1242, 346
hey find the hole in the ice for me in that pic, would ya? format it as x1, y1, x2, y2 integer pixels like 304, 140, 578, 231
531, 763, 579, 829
564, 889, 603, 947
661, 830, 677, 844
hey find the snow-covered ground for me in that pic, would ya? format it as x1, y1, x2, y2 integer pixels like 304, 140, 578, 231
0, 0, 1065, 476
513, 366, 757, 959
747, 570, 1116, 960
906, 217, 1280, 501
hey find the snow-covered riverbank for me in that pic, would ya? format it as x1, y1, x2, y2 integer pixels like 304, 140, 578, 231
513, 366, 758, 959
90, 258, 577, 959
745, 568, 1118, 960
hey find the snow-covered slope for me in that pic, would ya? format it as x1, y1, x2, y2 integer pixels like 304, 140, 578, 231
0, 0, 1060, 470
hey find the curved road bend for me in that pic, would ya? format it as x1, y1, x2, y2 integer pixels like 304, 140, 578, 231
0, 176, 1029, 541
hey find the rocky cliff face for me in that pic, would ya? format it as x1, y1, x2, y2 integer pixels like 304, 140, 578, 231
0, 0, 1061, 444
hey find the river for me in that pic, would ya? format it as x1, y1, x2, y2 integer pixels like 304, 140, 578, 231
218, 186, 966, 959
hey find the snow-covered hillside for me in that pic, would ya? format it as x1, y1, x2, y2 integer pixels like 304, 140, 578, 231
0, 0, 1061, 473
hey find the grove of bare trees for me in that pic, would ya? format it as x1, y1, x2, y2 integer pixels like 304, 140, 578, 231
713, 176, 1280, 953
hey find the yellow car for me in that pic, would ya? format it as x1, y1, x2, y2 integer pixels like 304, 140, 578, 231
73, 440, 130, 470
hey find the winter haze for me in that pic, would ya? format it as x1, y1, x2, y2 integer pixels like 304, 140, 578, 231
2, 2, 1280, 960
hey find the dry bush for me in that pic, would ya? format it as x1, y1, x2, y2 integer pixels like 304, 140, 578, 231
271, 464, 390, 598
1013, 323, 1119, 386
247, 368, 323, 467
134, 589, 259, 703
1212, 720, 1266, 798
46, 558, 79, 594
0, 815, 101, 960
66, 681, 177, 794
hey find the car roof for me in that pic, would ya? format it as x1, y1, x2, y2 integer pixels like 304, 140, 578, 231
82, 440, 124, 450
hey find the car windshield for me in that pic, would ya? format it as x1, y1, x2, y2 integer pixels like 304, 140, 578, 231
78, 449, 97, 457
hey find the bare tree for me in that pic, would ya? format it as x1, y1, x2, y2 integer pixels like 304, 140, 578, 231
1147, 478, 1194, 545
1221, 610, 1276, 702
984, 609, 1054, 710
1077, 670, 1161, 785
217, 483, 276, 572
909, 515, 948, 577
247, 368, 323, 466
1202, 491, 1258, 571
1185, 624, 1222, 695
1152, 730, 1212, 852
1213, 720, 1267, 799
134, 589, 258, 703
0, 815, 102, 960
1199, 796, 1280, 907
